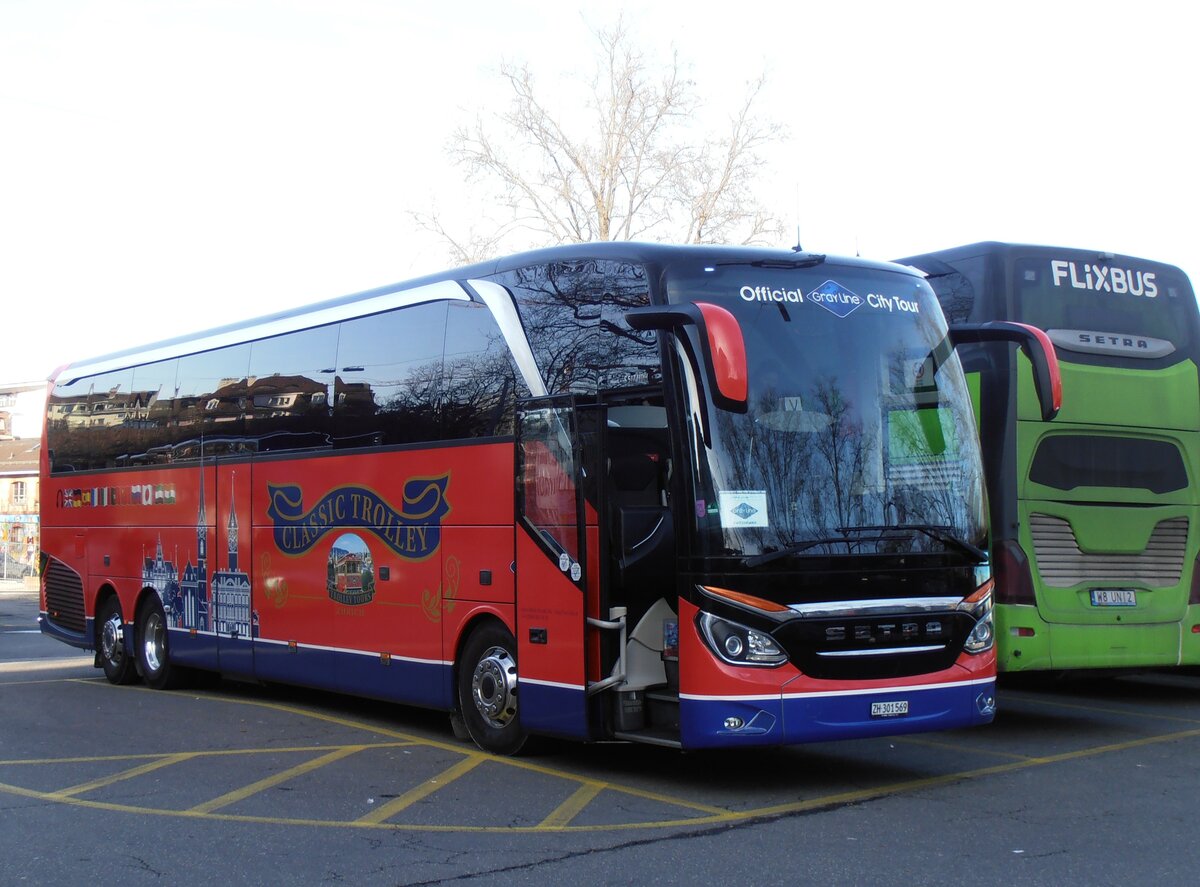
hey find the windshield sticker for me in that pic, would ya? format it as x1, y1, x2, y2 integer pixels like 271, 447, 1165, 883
740, 284, 805, 303
807, 281, 864, 318
1050, 260, 1158, 298
718, 490, 769, 528
805, 281, 921, 319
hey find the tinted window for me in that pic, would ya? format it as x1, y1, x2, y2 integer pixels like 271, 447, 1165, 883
245, 324, 339, 452
1030, 435, 1187, 494
492, 260, 658, 394
334, 302, 448, 448
127, 358, 180, 464
174, 344, 253, 458
48, 368, 135, 472
925, 267, 978, 324
442, 301, 525, 438
1014, 256, 1197, 363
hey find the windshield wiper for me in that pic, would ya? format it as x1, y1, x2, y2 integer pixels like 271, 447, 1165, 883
902, 524, 987, 560
844, 524, 987, 561
715, 255, 826, 270
740, 524, 985, 569
740, 535, 861, 568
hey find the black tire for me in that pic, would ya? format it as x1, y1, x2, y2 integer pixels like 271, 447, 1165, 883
456, 622, 527, 755
135, 596, 183, 690
96, 596, 137, 685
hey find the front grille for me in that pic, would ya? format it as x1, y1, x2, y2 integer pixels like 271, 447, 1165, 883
1029, 513, 1188, 588
43, 559, 86, 634
774, 611, 973, 680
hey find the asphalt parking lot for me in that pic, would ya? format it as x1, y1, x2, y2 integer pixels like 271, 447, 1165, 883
3, 581, 1199, 885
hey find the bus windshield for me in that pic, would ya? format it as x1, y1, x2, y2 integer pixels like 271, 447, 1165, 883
667, 261, 986, 563
1013, 254, 1198, 362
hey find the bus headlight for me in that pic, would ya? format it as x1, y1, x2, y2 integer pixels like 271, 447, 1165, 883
964, 609, 995, 654
959, 581, 995, 655
699, 612, 788, 667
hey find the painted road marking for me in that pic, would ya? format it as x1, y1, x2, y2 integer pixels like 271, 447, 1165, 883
356, 753, 486, 824
48, 753, 198, 799
0, 657, 94, 674
190, 745, 374, 814
538, 780, 606, 828
1, 673, 1198, 832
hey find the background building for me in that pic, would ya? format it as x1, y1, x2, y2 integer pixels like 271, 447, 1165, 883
1, 381, 46, 580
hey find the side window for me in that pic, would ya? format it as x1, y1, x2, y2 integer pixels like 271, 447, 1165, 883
175, 344, 253, 458
491, 260, 657, 394
334, 302, 448, 448
129, 358, 180, 465
928, 269, 976, 324
442, 301, 525, 439
245, 324, 339, 453
47, 368, 135, 473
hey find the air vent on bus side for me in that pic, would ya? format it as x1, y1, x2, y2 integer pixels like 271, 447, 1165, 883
1029, 514, 1188, 588
43, 559, 87, 635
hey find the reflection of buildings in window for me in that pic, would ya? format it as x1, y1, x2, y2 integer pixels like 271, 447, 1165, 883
48, 388, 160, 428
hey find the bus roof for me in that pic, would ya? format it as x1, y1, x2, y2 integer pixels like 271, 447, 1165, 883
897, 241, 1191, 277
56, 242, 915, 383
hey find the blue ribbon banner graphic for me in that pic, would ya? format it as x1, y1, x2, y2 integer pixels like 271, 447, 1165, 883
267, 475, 450, 559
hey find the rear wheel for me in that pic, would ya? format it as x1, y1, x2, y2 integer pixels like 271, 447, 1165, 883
96, 597, 136, 685
457, 622, 527, 755
136, 596, 182, 690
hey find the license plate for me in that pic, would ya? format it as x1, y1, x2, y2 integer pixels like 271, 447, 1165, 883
1090, 588, 1136, 607
871, 700, 909, 718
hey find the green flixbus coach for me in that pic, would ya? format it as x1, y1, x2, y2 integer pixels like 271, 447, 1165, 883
897, 242, 1200, 672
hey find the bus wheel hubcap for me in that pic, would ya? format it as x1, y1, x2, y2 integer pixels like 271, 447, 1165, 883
471, 646, 517, 728
143, 613, 164, 672
101, 614, 122, 662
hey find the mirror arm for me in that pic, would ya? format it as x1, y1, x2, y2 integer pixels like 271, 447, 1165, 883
949, 321, 1062, 421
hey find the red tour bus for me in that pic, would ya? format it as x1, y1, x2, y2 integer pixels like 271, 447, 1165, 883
39, 243, 1059, 753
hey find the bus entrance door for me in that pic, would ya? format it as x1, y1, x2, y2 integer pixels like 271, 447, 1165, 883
515, 398, 594, 740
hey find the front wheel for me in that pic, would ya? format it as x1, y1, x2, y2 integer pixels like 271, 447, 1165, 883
96, 597, 136, 685
456, 622, 527, 755
136, 596, 182, 690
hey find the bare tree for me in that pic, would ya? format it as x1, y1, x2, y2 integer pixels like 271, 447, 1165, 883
418, 18, 785, 260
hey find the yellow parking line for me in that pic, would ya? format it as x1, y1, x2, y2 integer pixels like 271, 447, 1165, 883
0, 743, 411, 768
1004, 692, 1200, 725
0, 657, 95, 674
895, 734, 1035, 761
67, 680, 744, 818
4, 722, 1199, 832
190, 745, 367, 814
537, 781, 605, 828
47, 753, 197, 799
355, 753, 486, 824
747, 725, 1200, 820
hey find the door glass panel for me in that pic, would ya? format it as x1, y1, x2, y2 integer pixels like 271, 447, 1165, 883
518, 398, 584, 583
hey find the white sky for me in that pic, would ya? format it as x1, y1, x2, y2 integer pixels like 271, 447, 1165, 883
2, 0, 1196, 384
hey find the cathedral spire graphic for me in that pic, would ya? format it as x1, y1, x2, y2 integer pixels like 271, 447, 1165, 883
197, 463, 208, 565
227, 476, 239, 572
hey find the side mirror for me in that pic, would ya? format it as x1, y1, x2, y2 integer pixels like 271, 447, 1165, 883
949, 321, 1062, 421
625, 302, 748, 412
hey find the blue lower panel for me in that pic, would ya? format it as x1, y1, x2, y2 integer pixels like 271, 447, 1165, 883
41, 615, 93, 651
680, 680, 996, 749
251, 640, 453, 711
519, 680, 590, 740
167, 629, 220, 671
339, 651, 450, 710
